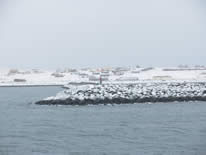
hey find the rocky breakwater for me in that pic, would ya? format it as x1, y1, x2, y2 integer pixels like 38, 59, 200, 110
35, 82, 206, 105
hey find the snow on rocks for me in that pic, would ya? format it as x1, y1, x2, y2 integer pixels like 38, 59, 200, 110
35, 82, 206, 105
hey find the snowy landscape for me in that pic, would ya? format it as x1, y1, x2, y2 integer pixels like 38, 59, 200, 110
9, 65, 203, 105
2, 0, 206, 154
1, 65, 206, 87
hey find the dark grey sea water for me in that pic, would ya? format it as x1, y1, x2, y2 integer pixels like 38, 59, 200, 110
0, 86, 206, 155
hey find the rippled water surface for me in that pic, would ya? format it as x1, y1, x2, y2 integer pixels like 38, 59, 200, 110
1, 86, 206, 155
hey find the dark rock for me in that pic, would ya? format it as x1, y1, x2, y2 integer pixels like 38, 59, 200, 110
35, 96, 206, 105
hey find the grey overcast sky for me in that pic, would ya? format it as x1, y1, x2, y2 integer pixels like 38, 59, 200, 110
0, 0, 206, 69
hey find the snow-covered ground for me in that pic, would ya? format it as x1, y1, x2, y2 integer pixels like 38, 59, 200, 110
1, 67, 206, 86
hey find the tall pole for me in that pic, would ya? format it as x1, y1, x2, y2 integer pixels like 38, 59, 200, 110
100, 75, 102, 85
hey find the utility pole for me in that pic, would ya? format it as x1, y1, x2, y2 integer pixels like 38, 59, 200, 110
100, 75, 102, 85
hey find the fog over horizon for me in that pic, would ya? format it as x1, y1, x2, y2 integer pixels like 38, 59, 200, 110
0, 0, 206, 69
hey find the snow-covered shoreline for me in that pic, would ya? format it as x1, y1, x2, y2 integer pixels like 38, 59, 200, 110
35, 82, 206, 105
1, 66, 206, 87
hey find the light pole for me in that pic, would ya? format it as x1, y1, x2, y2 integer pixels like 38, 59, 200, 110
100, 75, 102, 85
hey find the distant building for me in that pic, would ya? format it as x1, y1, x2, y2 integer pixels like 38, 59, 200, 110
89, 76, 108, 82
140, 67, 154, 72
101, 73, 110, 77
112, 71, 124, 76
131, 70, 140, 74
32, 69, 42, 73
8, 69, 19, 76
115, 67, 130, 72
14, 79, 27, 83
116, 77, 139, 81
51, 73, 65, 78
79, 73, 89, 78
65, 69, 77, 73
92, 72, 100, 75
152, 76, 172, 80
